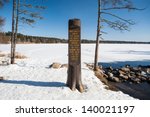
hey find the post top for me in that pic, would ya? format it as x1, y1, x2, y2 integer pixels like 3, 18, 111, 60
69, 19, 80, 27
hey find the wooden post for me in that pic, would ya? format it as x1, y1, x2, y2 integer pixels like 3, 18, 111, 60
67, 19, 84, 93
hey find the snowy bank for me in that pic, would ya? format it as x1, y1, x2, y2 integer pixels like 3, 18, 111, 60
0, 44, 149, 100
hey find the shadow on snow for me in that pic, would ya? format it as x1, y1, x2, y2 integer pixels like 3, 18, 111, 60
0, 80, 66, 87
110, 50, 150, 55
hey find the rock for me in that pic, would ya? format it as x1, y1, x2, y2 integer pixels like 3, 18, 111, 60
95, 71, 103, 78
109, 66, 113, 71
50, 62, 61, 69
125, 64, 130, 68
99, 65, 103, 70
95, 71, 108, 85
107, 72, 113, 78
135, 72, 141, 76
131, 77, 141, 83
119, 74, 129, 80
141, 77, 147, 81
0, 58, 9, 66
95, 69, 108, 79
119, 70, 126, 75
112, 69, 119, 76
61, 64, 68, 68
0, 76, 4, 81
130, 67, 140, 72
108, 76, 120, 82
141, 71, 147, 76
113, 77, 120, 82
121, 67, 130, 72
105, 66, 113, 71
130, 71, 136, 76
146, 68, 150, 74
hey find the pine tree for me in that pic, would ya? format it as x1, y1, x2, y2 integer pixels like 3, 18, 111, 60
94, 0, 143, 71
11, 0, 46, 64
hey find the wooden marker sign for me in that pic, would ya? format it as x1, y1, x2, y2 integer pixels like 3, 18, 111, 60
67, 19, 84, 92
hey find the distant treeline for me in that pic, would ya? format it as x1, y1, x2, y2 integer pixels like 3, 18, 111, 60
0, 32, 149, 44
99, 40, 150, 44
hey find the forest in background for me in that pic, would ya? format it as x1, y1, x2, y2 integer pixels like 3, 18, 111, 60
0, 32, 149, 44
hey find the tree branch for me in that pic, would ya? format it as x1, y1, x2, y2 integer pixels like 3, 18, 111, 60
101, 18, 131, 31
102, 6, 145, 10
101, 11, 135, 25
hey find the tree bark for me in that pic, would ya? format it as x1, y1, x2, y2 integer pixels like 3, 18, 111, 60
11, 0, 16, 64
94, 0, 101, 71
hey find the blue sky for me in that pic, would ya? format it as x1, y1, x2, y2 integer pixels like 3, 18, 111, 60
0, 0, 150, 41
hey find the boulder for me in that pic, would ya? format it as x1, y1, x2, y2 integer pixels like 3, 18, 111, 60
107, 72, 113, 78
125, 64, 130, 68
146, 68, 150, 74
61, 64, 68, 68
135, 72, 141, 76
121, 67, 130, 72
50, 62, 62, 69
130, 71, 136, 76
99, 65, 103, 70
95, 69, 108, 79
109, 66, 113, 71
113, 77, 120, 82
130, 67, 140, 72
108, 76, 120, 82
119, 70, 126, 75
141, 77, 147, 81
112, 69, 119, 76
105, 66, 113, 72
131, 77, 141, 83
119, 74, 129, 80
95, 71, 108, 85
0, 76, 4, 81
95, 71, 103, 78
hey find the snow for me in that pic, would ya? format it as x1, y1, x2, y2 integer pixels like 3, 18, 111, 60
0, 44, 150, 100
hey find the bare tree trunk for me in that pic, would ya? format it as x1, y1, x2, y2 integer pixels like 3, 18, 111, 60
13, 0, 20, 62
11, 0, 16, 64
94, 0, 101, 71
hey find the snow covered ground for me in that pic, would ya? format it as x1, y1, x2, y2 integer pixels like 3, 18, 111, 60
0, 44, 149, 100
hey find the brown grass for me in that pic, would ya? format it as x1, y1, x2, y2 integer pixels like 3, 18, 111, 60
0, 51, 27, 59
14, 52, 27, 59
0, 53, 6, 57
7, 52, 27, 59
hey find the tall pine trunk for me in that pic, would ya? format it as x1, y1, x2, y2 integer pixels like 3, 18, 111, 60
13, 0, 20, 61
11, 0, 16, 64
94, 0, 101, 71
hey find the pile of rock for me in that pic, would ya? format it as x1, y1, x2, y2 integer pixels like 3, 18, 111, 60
101, 65, 150, 84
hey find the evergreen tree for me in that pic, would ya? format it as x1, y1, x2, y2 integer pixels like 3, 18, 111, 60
11, 0, 46, 64
94, 0, 143, 70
